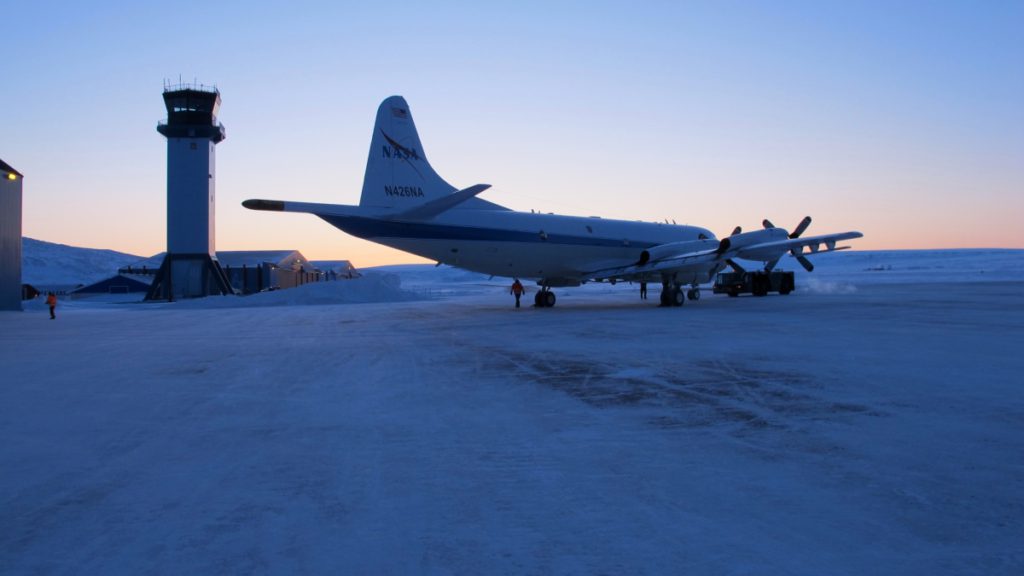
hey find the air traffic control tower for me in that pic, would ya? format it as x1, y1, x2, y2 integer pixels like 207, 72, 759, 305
147, 83, 233, 301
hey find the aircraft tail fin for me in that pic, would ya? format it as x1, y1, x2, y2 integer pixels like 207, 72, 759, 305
360, 96, 456, 210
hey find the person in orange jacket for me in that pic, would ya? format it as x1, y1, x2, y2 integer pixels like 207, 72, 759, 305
46, 292, 57, 319
510, 278, 525, 308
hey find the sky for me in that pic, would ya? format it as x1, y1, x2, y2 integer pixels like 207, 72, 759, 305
3, 0, 1022, 264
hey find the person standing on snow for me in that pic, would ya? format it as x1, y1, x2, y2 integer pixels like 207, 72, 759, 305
510, 278, 525, 308
46, 292, 57, 320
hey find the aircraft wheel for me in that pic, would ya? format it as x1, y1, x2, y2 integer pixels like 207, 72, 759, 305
672, 287, 685, 307
659, 287, 672, 307
534, 291, 545, 307
543, 291, 556, 308
687, 288, 701, 301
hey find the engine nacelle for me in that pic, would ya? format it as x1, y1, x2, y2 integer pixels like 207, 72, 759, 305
638, 239, 717, 265
728, 228, 790, 260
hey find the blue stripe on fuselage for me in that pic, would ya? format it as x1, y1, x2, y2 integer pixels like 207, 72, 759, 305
317, 214, 662, 249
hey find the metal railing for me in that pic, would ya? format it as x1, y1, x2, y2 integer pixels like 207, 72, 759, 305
162, 79, 219, 94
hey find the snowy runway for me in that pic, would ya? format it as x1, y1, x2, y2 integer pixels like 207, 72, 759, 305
2, 255, 1023, 575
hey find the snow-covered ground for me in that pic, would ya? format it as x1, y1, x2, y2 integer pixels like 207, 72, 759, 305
2, 250, 1023, 575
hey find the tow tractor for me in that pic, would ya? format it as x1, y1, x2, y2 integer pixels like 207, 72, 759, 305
713, 270, 795, 297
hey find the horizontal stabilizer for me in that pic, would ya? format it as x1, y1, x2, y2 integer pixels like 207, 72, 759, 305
242, 198, 363, 218
391, 184, 492, 220
242, 199, 285, 212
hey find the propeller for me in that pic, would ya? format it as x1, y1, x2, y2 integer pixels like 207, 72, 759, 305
788, 216, 814, 271
763, 216, 814, 272
763, 216, 810, 236
793, 253, 814, 272
790, 216, 811, 239
715, 226, 746, 272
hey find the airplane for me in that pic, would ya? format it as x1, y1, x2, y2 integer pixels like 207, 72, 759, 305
243, 96, 862, 308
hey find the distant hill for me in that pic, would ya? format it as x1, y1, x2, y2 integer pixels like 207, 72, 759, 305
22, 237, 145, 286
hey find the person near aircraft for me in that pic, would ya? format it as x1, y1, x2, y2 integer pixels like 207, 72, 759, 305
640, 281, 647, 300
46, 292, 57, 319
511, 278, 525, 308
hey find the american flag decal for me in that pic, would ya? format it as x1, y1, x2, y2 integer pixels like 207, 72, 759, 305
391, 107, 408, 119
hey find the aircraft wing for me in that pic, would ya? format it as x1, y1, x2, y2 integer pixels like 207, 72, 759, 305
734, 231, 863, 260
585, 246, 723, 283
584, 228, 861, 283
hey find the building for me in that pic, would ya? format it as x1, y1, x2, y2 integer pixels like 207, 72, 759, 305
311, 260, 360, 280
74, 274, 153, 295
0, 159, 23, 311
26, 283, 83, 297
217, 250, 321, 294
146, 83, 232, 301
124, 250, 332, 295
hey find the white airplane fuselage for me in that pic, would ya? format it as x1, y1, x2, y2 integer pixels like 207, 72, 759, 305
245, 95, 861, 298
290, 201, 717, 284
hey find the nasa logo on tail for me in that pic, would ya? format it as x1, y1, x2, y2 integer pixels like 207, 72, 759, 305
380, 131, 421, 161
380, 128, 425, 181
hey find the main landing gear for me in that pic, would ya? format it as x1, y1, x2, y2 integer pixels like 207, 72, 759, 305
534, 287, 556, 308
658, 281, 700, 308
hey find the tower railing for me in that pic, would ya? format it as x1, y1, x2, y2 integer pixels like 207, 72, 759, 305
162, 80, 219, 94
